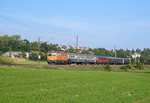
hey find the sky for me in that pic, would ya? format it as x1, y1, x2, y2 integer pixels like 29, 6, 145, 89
0, 0, 150, 50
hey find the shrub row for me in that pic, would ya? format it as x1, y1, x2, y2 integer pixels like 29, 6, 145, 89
120, 64, 132, 70
0, 56, 15, 64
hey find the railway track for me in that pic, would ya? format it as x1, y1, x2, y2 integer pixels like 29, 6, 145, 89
0, 63, 124, 67
0, 63, 46, 66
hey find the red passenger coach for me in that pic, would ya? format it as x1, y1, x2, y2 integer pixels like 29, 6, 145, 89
97, 57, 108, 64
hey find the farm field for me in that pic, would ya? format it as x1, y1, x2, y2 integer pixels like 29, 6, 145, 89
0, 66, 150, 103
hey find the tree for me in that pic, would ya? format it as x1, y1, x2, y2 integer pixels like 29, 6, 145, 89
104, 64, 111, 71
117, 49, 127, 58
65, 47, 75, 53
11, 35, 21, 40
22, 39, 30, 52
22, 52, 26, 58
30, 42, 38, 51
29, 52, 38, 61
40, 43, 49, 53
136, 49, 142, 54
0, 51, 2, 55
40, 52, 47, 61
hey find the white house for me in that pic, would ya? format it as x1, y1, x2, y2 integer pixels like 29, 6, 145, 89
3, 52, 30, 58
57, 45, 67, 51
77, 47, 87, 51
131, 53, 141, 58
3, 52, 23, 58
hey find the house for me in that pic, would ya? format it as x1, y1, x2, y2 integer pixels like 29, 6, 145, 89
57, 45, 67, 51
77, 47, 87, 51
2, 52, 30, 58
67, 46, 74, 50
40, 41, 48, 44
57, 45, 87, 52
3, 52, 23, 58
130, 53, 141, 58
25, 52, 30, 59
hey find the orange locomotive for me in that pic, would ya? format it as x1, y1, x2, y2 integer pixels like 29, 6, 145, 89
47, 51, 68, 64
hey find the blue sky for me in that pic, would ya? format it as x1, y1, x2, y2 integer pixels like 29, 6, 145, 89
0, 0, 150, 49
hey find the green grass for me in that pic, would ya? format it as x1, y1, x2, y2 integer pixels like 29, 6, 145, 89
0, 66, 150, 103
0, 56, 15, 64
17, 60, 47, 65
0, 56, 47, 65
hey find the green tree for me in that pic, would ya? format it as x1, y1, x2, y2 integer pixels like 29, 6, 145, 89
117, 49, 127, 58
104, 64, 111, 71
11, 35, 21, 40
40, 43, 49, 53
136, 49, 142, 54
29, 52, 38, 61
30, 42, 38, 51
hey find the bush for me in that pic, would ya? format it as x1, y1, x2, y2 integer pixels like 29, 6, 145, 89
120, 64, 132, 70
104, 64, 111, 71
0, 56, 15, 64
136, 63, 144, 70
126, 64, 132, 69
40, 52, 47, 61
120, 66, 127, 70
29, 52, 38, 61
29, 51, 46, 61
0, 51, 3, 55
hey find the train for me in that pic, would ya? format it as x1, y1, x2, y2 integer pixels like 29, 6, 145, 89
47, 51, 129, 65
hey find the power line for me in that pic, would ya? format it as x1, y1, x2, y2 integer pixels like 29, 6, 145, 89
0, 14, 73, 36
0, 14, 87, 50
0, 14, 34, 29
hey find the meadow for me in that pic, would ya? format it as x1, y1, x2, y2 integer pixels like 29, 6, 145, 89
0, 66, 150, 103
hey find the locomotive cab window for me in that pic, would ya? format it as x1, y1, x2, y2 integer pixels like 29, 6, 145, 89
49, 53, 56, 56
48, 53, 56, 56
48, 54, 52, 56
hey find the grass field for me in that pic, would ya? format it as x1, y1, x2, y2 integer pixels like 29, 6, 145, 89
0, 66, 150, 103
0, 56, 47, 65
17, 60, 47, 65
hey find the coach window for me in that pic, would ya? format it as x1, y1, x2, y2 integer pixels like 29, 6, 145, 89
71, 55, 75, 59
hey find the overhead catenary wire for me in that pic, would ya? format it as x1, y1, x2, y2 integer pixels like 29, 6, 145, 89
0, 14, 74, 36
0, 14, 89, 49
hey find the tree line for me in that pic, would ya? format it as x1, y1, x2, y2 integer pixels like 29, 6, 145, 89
0, 34, 150, 64
0, 35, 60, 61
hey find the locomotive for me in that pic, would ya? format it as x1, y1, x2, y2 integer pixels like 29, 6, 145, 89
47, 51, 129, 65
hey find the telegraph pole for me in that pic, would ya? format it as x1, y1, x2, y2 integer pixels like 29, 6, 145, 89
76, 35, 78, 52
134, 48, 137, 64
114, 45, 116, 58
114, 45, 117, 65
75, 35, 78, 64
38, 37, 41, 66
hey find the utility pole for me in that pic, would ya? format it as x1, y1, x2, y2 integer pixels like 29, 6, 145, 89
88, 46, 90, 54
75, 35, 78, 64
114, 45, 116, 58
134, 48, 136, 64
38, 37, 41, 66
76, 35, 78, 52
114, 45, 116, 65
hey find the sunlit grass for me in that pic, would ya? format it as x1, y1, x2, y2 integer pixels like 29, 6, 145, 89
0, 66, 150, 103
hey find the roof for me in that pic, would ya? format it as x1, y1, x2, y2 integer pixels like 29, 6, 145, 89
3, 51, 23, 56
